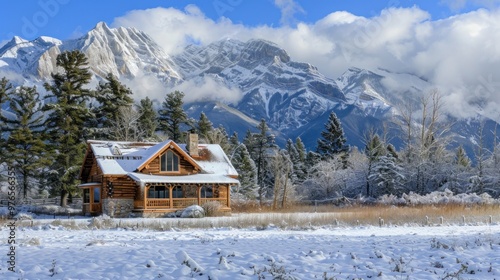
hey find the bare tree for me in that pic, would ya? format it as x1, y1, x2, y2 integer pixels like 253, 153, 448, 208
109, 106, 144, 142
270, 150, 298, 209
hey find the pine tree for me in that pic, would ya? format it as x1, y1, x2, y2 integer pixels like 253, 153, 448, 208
197, 112, 213, 141
364, 133, 386, 196
137, 97, 158, 140
295, 137, 307, 163
4, 86, 49, 199
285, 139, 300, 183
231, 144, 258, 200
244, 119, 275, 204
93, 73, 134, 139
455, 145, 470, 168
294, 137, 308, 182
43, 50, 93, 206
0, 77, 13, 157
229, 131, 239, 152
158, 90, 192, 142
317, 111, 349, 161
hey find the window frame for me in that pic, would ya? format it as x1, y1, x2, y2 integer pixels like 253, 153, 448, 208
147, 185, 169, 199
160, 150, 180, 173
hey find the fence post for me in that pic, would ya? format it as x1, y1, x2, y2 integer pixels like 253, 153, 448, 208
489, 215, 493, 224
440, 216, 444, 225
379, 217, 384, 227
425, 215, 429, 226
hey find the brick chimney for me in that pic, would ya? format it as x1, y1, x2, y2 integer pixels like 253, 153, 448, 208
187, 133, 199, 157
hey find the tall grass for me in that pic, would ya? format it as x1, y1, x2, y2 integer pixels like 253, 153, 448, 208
5, 204, 499, 230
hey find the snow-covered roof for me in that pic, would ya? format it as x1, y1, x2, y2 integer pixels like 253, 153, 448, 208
128, 172, 239, 185
87, 140, 238, 178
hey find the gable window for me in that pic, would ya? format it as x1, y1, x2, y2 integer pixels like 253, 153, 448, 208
160, 150, 179, 172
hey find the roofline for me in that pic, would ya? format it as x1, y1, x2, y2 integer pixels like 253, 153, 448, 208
136, 140, 202, 172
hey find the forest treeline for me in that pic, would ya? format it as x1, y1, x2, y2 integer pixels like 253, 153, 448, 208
0, 50, 499, 208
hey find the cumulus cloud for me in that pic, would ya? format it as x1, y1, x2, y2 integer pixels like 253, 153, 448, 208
112, 5, 500, 120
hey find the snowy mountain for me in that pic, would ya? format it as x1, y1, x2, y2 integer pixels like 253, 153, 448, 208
0, 22, 181, 85
0, 22, 496, 152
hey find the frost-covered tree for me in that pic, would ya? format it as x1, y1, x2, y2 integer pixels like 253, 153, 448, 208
302, 154, 352, 200
43, 50, 93, 206
369, 153, 405, 196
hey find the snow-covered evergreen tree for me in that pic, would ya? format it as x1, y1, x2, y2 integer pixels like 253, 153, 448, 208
231, 144, 258, 200
369, 152, 405, 196
42, 50, 93, 206
317, 111, 349, 163
3, 85, 50, 199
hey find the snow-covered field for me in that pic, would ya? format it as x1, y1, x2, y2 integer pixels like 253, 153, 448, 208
1, 215, 499, 279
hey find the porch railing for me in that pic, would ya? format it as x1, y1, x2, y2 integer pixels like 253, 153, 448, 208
141, 198, 229, 210
147, 199, 170, 208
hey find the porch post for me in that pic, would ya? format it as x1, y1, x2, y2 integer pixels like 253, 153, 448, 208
197, 184, 201, 206
227, 184, 231, 208
169, 185, 173, 209
143, 183, 148, 210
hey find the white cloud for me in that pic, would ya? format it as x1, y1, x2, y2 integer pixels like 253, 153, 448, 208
112, 5, 500, 120
172, 76, 243, 105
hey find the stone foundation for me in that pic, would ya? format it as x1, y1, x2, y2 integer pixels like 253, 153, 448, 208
102, 198, 134, 218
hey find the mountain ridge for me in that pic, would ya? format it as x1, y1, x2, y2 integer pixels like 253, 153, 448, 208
0, 21, 496, 154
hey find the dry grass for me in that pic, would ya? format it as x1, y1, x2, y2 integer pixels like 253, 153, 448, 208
2, 203, 499, 230
232, 202, 500, 227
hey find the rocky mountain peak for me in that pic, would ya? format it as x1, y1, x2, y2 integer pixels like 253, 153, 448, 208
240, 39, 290, 65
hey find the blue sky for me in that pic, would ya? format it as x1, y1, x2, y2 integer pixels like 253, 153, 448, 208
0, 0, 496, 41
2, 1, 500, 119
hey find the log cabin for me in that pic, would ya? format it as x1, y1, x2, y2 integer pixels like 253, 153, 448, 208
78, 134, 239, 217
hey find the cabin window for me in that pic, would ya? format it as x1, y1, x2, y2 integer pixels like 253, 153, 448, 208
83, 189, 90, 203
93, 188, 100, 203
160, 150, 179, 172
201, 186, 213, 198
148, 186, 168, 198
172, 186, 183, 198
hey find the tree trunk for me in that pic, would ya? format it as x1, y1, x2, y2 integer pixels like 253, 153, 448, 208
60, 189, 69, 207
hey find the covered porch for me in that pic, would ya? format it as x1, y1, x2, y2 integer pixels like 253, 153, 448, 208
128, 173, 238, 213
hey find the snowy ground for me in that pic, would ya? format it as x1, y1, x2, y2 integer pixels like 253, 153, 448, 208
1, 216, 499, 280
